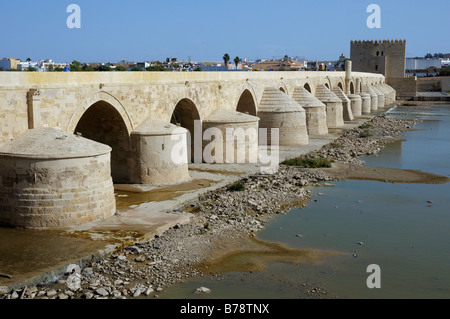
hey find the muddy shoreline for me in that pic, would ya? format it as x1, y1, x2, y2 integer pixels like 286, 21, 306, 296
2, 102, 448, 300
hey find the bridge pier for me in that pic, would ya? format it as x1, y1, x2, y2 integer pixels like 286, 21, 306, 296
332, 87, 354, 121
380, 84, 396, 104
257, 87, 308, 146
372, 86, 386, 109
359, 92, 372, 114
315, 84, 344, 129
291, 86, 328, 136
0, 128, 115, 228
130, 118, 191, 185
347, 94, 363, 117
364, 85, 379, 112
202, 109, 259, 164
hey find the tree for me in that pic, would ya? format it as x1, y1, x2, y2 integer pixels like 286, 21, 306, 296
146, 64, 166, 71
27, 67, 37, 72
70, 60, 82, 71
425, 53, 433, 59
234, 56, 241, 70
130, 66, 143, 71
82, 64, 95, 71
0, 67, 4, 71
26, 58, 32, 62
96, 64, 112, 71
115, 65, 127, 71
193, 67, 202, 72
54, 67, 64, 72
438, 67, 450, 77
223, 53, 230, 69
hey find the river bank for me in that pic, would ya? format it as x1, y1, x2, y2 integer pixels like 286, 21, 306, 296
2, 102, 447, 300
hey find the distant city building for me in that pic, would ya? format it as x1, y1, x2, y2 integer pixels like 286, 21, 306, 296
291, 57, 308, 68
17, 59, 69, 71
406, 58, 442, 71
405, 57, 449, 77
134, 62, 150, 70
17, 61, 38, 70
197, 60, 251, 71
39, 59, 70, 72
0, 58, 21, 70
166, 58, 178, 64
253, 55, 303, 71
199, 62, 227, 71
228, 62, 250, 71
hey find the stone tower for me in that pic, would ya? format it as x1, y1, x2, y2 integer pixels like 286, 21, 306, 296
350, 40, 406, 80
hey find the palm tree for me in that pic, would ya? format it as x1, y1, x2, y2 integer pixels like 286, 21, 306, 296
234, 56, 241, 70
223, 53, 230, 69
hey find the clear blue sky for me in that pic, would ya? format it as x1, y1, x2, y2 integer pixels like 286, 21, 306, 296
1, 0, 448, 63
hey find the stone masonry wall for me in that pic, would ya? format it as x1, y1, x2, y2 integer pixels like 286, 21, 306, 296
0, 154, 115, 228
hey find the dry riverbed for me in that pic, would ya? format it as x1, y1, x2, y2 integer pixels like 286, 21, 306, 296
1, 103, 446, 300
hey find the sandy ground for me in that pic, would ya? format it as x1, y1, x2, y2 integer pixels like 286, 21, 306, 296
324, 162, 450, 184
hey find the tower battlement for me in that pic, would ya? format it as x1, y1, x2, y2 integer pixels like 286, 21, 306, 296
350, 39, 406, 46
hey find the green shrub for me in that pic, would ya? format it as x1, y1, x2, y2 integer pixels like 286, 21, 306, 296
330, 142, 344, 149
359, 129, 372, 138
282, 157, 331, 168
226, 181, 245, 192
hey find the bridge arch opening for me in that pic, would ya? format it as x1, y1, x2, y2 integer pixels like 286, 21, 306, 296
170, 98, 201, 162
337, 82, 344, 90
350, 82, 355, 94
324, 83, 330, 89
236, 89, 257, 116
74, 100, 132, 183
279, 87, 286, 93
304, 83, 312, 93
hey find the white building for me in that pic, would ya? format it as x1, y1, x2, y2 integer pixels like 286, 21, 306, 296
405, 58, 443, 70
17, 59, 69, 72
17, 61, 39, 70
441, 59, 450, 67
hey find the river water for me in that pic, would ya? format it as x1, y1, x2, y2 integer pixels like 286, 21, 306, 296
158, 104, 450, 299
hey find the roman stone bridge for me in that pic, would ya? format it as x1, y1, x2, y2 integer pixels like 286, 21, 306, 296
0, 69, 395, 227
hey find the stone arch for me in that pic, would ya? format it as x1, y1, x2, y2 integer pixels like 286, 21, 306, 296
279, 80, 289, 95
170, 98, 201, 161
337, 82, 344, 90
67, 91, 133, 134
350, 81, 355, 94
236, 88, 257, 116
324, 76, 333, 89
303, 82, 312, 93
73, 99, 132, 183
